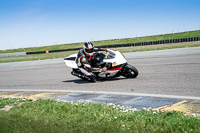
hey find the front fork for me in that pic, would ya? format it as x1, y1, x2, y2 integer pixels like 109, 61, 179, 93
121, 63, 128, 76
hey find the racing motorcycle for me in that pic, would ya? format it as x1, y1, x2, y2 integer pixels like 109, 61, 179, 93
64, 49, 138, 82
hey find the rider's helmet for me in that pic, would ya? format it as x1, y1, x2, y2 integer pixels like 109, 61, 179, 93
83, 42, 94, 56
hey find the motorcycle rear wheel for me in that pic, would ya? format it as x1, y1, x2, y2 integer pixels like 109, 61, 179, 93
122, 64, 138, 78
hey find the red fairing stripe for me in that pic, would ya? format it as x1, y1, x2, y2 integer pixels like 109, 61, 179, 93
108, 67, 123, 71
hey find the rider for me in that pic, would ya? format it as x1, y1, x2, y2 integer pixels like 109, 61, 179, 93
76, 42, 107, 82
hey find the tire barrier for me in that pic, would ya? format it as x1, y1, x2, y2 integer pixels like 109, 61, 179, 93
26, 36, 200, 55
97, 36, 200, 49
26, 48, 80, 55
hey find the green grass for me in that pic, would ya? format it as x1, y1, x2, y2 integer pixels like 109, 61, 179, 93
0, 50, 77, 63
0, 30, 200, 54
0, 98, 200, 133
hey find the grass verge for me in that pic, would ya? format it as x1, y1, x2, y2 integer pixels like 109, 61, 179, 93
0, 97, 200, 133
0, 41, 200, 63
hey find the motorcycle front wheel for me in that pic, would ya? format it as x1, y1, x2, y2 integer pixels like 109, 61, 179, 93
122, 64, 138, 78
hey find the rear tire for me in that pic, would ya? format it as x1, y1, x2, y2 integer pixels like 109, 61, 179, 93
122, 64, 138, 78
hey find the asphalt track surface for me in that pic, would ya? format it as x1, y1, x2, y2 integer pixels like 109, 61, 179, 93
1, 47, 200, 98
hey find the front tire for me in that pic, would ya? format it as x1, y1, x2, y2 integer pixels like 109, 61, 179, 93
122, 64, 138, 78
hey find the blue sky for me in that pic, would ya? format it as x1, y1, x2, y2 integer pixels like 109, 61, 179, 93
0, 0, 200, 50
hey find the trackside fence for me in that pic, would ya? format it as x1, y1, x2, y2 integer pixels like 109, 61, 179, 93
27, 36, 200, 55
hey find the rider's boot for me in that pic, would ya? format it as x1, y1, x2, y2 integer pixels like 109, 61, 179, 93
86, 75, 96, 82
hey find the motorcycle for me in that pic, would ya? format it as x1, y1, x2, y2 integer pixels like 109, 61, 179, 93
64, 49, 138, 82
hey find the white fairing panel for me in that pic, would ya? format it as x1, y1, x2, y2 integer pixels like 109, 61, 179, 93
115, 51, 127, 65
64, 54, 78, 68
103, 51, 127, 67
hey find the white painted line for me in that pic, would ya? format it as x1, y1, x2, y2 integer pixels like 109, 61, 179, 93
1, 89, 200, 100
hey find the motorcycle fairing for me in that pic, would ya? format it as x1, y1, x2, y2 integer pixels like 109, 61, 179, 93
103, 51, 126, 67
64, 54, 78, 68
